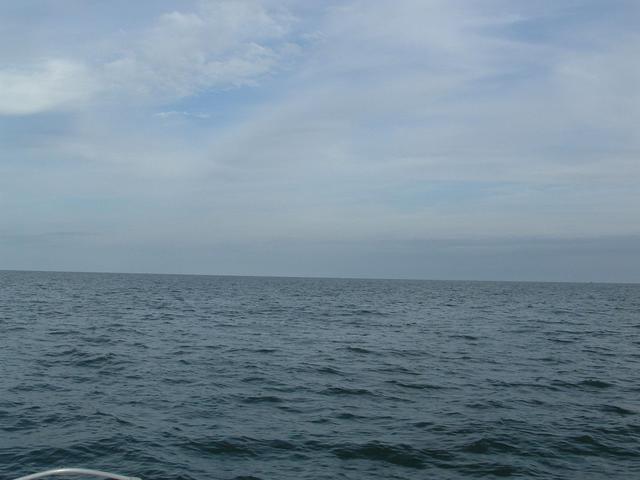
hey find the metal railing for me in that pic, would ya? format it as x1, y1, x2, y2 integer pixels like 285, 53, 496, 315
13, 468, 141, 480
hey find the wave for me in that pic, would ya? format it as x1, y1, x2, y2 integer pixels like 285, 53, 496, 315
241, 395, 284, 404
386, 380, 444, 390
600, 404, 636, 415
180, 435, 448, 470
332, 441, 454, 468
317, 366, 343, 375
344, 346, 375, 354
461, 438, 518, 454
321, 387, 375, 396
578, 379, 613, 389
182, 437, 297, 456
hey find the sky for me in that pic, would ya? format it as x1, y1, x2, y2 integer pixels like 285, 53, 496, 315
0, 0, 639, 282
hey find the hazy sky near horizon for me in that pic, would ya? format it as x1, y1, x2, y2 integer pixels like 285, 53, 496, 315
1, 0, 639, 282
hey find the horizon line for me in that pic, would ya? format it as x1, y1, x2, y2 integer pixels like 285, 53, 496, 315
1, 268, 638, 286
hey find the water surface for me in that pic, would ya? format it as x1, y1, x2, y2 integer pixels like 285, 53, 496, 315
1, 271, 639, 479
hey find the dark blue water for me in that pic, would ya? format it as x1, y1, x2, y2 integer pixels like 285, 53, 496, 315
1, 271, 639, 479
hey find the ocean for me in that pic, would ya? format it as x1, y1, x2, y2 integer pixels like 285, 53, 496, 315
0, 270, 638, 479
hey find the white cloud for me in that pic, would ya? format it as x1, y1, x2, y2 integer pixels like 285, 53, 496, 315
102, 1, 294, 101
155, 110, 210, 119
551, 35, 640, 135
0, 0, 296, 115
0, 60, 95, 115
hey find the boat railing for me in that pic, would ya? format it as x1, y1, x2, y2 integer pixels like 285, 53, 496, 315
13, 468, 141, 480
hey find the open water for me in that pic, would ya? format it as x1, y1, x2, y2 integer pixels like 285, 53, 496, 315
0, 271, 639, 479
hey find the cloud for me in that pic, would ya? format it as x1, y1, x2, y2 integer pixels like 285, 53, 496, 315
207, 0, 639, 187
102, 1, 296, 101
0, 0, 296, 115
155, 110, 210, 119
0, 60, 95, 115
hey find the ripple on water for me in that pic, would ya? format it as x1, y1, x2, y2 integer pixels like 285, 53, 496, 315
461, 438, 518, 454
241, 395, 284, 404
599, 405, 636, 416
182, 437, 297, 457
332, 441, 455, 469
578, 379, 613, 389
321, 387, 375, 397
386, 380, 444, 390
344, 346, 376, 354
